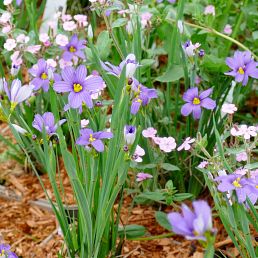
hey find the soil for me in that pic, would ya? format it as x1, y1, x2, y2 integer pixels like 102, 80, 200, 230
0, 123, 240, 258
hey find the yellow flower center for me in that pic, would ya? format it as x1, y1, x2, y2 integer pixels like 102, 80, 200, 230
238, 67, 244, 74
69, 46, 76, 53
256, 185, 258, 189
136, 99, 142, 103
73, 83, 83, 93
89, 134, 96, 142
41, 72, 48, 80
1, 250, 5, 255
193, 97, 200, 105
232, 177, 242, 188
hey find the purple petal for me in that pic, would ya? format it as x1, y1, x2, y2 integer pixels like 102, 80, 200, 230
183, 87, 198, 102
76, 135, 90, 146
32, 114, 44, 132
94, 131, 113, 139
199, 88, 212, 100
68, 92, 83, 108
192, 105, 202, 119
181, 103, 193, 116
92, 139, 104, 152
225, 57, 237, 69
81, 91, 93, 108
42, 112, 55, 128
131, 100, 141, 115
85, 76, 104, 91
62, 66, 75, 82
200, 98, 216, 110
31, 78, 43, 90
167, 213, 192, 236
41, 80, 50, 92
193, 201, 212, 230
62, 51, 74, 61
75, 50, 85, 59
75, 65, 87, 82
53, 81, 72, 93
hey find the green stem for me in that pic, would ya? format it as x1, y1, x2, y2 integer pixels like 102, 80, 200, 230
166, 18, 257, 59
129, 233, 174, 241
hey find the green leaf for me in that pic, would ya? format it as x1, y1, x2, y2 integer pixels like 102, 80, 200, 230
111, 18, 128, 28
24, 52, 37, 64
140, 59, 155, 67
136, 191, 164, 202
156, 65, 184, 82
96, 31, 111, 59
173, 193, 192, 201
155, 211, 171, 231
244, 162, 258, 170
118, 224, 146, 239
161, 163, 180, 171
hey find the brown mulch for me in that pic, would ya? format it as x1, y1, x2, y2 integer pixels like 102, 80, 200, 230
0, 124, 240, 257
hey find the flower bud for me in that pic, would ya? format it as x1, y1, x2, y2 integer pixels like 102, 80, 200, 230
124, 125, 136, 145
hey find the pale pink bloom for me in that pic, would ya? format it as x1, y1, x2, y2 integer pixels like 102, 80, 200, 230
234, 167, 247, 176
3, 0, 12, 5
55, 34, 69, 46
153, 136, 162, 145
197, 161, 209, 169
74, 14, 88, 27
59, 58, 73, 69
4, 38, 16, 51
231, 125, 257, 139
25, 45, 41, 54
46, 59, 57, 68
0, 12, 11, 24
141, 12, 152, 27
118, 10, 129, 15
251, 169, 258, 179
81, 119, 89, 128
142, 127, 157, 138
39, 33, 50, 43
177, 137, 195, 151
61, 14, 72, 22
222, 103, 237, 114
11, 51, 22, 66
63, 21, 77, 31
204, 5, 215, 16
224, 24, 232, 35
133, 145, 145, 162
183, 40, 201, 57
195, 75, 201, 85
2, 25, 11, 33
47, 21, 56, 29
159, 137, 176, 153
236, 152, 248, 162
16, 34, 30, 43
136, 172, 153, 182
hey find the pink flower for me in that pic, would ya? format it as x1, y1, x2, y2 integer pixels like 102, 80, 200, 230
0, 12, 11, 24
153, 136, 162, 145
142, 127, 157, 138
25, 45, 41, 54
198, 161, 209, 169
141, 12, 152, 27
221, 103, 237, 114
39, 33, 50, 43
236, 152, 248, 162
59, 58, 73, 69
16, 34, 30, 43
204, 5, 215, 16
132, 145, 145, 162
159, 137, 176, 153
230, 125, 257, 139
177, 137, 195, 151
46, 59, 57, 68
4, 38, 16, 51
74, 14, 88, 27
2, 25, 11, 33
81, 119, 89, 128
195, 75, 201, 85
136, 172, 153, 182
63, 21, 77, 31
61, 14, 72, 22
234, 167, 247, 176
3, 0, 12, 5
251, 169, 258, 179
11, 51, 22, 66
224, 24, 232, 35
55, 34, 69, 46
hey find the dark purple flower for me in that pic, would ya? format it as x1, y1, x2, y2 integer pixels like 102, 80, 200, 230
32, 112, 66, 136
130, 80, 157, 115
29, 59, 61, 92
181, 87, 216, 119
214, 174, 257, 204
53, 65, 105, 109
61, 34, 86, 61
225, 51, 258, 86
0, 243, 18, 258
199, 49, 205, 57
167, 200, 214, 241
76, 128, 113, 152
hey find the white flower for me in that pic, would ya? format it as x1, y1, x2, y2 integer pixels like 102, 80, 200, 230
81, 119, 89, 128
124, 125, 136, 145
63, 21, 77, 31
197, 161, 209, 169
88, 24, 93, 39
177, 137, 195, 151
16, 34, 30, 43
0, 12, 11, 23
39, 33, 49, 43
133, 145, 145, 162
4, 38, 16, 51
25, 45, 41, 54
221, 103, 237, 114
177, 20, 184, 34
142, 127, 157, 138
159, 137, 176, 153
2, 25, 11, 33
11, 124, 28, 135
46, 59, 57, 68
231, 124, 257, 139
125, 53, 138, 78
183, 40, 200, 57
4, 0, 12, 6
55, 34, 69, 46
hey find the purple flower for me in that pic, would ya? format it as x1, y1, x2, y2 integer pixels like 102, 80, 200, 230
32, 112, 66, 136
136, 172, 153, 182
29, 59, 61, 92
225, 51, 258, 86
130, 80, 157, 115
16, 0, 22, 6
167, 200, 214, 241
76, 128, 113, 152
53, 65, 105, 109
0, 243, 18, 258
214, 174, 258, 204
181, 87, 216, 119
124, 125, 136, 145
61, 34, 86, 61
